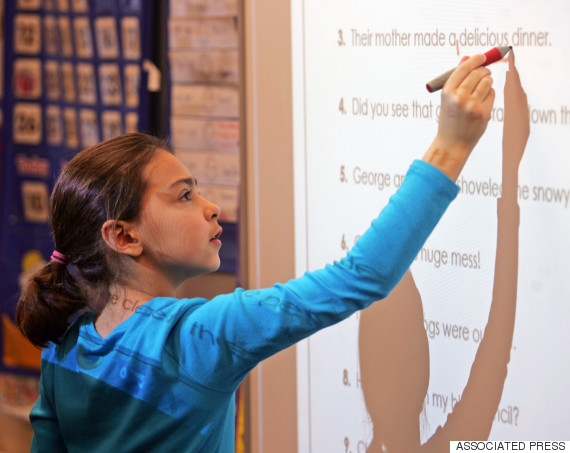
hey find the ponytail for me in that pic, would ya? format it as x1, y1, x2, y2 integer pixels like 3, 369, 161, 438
16, 259, 87, 348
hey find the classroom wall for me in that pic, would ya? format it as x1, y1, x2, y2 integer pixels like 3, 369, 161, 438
242, 0, 298, 452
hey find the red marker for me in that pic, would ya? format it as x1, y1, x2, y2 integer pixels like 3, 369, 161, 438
426, 46, 512, 93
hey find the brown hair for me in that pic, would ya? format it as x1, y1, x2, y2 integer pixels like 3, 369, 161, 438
16, 133, 169, 348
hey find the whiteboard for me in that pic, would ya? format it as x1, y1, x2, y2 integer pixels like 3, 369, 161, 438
291, 0, 570, 450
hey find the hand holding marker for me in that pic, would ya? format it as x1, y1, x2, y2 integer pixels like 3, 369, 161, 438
426, 46, 512, 92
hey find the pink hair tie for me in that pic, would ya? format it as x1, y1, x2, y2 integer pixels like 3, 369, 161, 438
50, 250, 69, 266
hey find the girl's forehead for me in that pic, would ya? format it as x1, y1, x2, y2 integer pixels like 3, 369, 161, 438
143, 149, 193, 187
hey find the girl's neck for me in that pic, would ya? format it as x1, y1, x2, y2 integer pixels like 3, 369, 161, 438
94, 284, 174, 338
93, 258, 193, 337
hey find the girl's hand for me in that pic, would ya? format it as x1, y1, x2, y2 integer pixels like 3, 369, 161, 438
423, 54, 495, 181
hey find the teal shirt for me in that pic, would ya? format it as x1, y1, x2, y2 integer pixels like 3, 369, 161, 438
30, 161, 459, 452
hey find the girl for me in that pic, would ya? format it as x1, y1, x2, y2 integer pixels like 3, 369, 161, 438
16, 55, 494, 452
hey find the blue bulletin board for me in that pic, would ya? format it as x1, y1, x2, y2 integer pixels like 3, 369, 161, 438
0, 0, 154, 373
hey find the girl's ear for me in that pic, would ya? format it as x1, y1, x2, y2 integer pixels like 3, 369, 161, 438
101, 220, 143, 257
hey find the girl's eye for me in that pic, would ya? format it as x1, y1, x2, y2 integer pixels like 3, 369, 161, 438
180, 190, 192, 201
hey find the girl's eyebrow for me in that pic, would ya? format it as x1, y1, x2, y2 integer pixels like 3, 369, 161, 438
169, 177, 198, 190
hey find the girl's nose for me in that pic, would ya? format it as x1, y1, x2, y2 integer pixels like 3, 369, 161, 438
205, 200, 221, 220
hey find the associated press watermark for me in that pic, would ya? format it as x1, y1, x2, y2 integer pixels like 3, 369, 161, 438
451, 442, 568, 451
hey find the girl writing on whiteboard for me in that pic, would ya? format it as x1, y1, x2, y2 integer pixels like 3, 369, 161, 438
17, 55, 494, 452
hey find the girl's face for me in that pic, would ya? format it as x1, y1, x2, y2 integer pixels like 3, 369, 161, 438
135, 149, 222, 283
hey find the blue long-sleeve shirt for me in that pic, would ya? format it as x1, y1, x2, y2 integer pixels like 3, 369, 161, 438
30, 160, 459, 452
